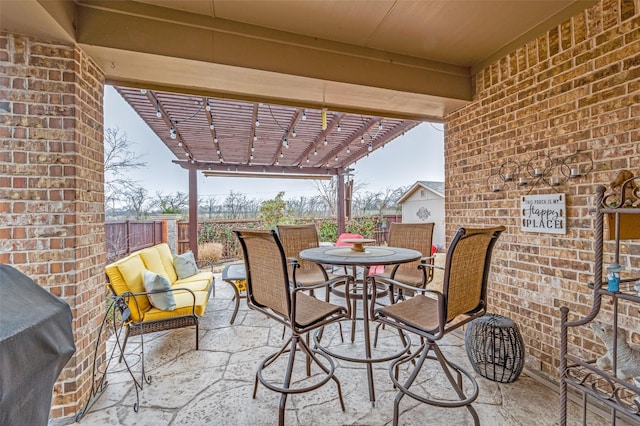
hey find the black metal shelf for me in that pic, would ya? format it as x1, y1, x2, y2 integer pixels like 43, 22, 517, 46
560, 178, 640, 426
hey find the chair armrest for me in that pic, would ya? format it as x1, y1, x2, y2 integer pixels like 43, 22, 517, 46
195, 259, 213, 272
121, 287, 198, 320
369, 275, 441, 307
420, 262, 444, 271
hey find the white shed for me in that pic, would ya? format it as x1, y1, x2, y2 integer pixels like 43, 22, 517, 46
398, 181, 445, 248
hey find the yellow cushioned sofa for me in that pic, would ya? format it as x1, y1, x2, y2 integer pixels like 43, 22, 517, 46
105, 243, 215, 353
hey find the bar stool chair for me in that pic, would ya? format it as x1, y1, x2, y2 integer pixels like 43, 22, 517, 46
372, 226, 505, 426
234, 229, 352, 426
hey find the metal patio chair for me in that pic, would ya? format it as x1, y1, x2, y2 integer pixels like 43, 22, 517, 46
277, 224, 341, 293
373, 222, 436, 303
234, 229, 352, 426
371, 226, 505, 426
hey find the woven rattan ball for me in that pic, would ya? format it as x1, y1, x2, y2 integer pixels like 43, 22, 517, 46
464, 314, 525, 383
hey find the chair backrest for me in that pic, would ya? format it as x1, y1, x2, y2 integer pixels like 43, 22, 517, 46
277, 224, 321, 274
234, 229, 290, 318
385, 222, 435, 286
441, 226, 505, 323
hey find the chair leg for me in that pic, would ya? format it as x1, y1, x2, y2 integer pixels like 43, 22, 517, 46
254, 336, 294, 398
195, 318, 199, 350
278, 336, 298, 426
118, 327, 131, 363
254, 332, 344, 423
431, 344, 480, 425
390, 341, 479, 426
298, 336, 345, 412
305, 333, 311, 377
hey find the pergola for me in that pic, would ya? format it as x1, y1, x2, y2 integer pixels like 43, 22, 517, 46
115, 85, 420, 253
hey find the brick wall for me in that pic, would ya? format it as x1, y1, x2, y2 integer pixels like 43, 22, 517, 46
445, 0, 640, 378
0, 32, 105, 419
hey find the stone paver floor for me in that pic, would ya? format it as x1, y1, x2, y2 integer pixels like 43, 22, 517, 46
76, 272, 610, 426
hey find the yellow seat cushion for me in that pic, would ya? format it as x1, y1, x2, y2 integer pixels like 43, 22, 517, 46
172, 279, 212, 293
114, 255, 152, 321
139, 247, 169, 280
155, 243, 178, 283
143, 290, 210, 320
175, 271, 213, 284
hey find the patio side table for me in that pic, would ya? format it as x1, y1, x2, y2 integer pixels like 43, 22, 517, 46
464, 313, 525, 383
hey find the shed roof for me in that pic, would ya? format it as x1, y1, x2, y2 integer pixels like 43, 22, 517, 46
398, 181, 445, 204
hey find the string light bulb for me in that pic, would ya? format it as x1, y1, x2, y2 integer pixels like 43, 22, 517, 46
156, 108, 162, 118
178, 141, 182, 147
214, 136, 218, 143
292, 128, 297, 137
306, 157, 310, 163
170, 127, 177, 139
302, 110, 306, 120
335, 155, 338, 162
251, 145, 255, 152
205, 101, 211, 111
360, 135, 365, 143
283, 138, 288, 148
323, 138, 328, 146
280, 151, 284, 158
337, 123, 341, 132
209, 123, 215, 130
378, 120, 383, 130
253, 133, 257, 142
255, 118, 260, 127
314, 148, 317, 156
368, 142, 373, 152
346, 147, 350, 154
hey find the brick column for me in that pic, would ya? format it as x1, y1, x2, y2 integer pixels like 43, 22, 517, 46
0, 32, 105, 420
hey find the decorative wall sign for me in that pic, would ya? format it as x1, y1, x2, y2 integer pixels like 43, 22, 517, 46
521, 193, 566, 234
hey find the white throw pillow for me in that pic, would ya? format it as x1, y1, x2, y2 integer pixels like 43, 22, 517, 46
173, 251, 199, 280
143, 269, 176, 311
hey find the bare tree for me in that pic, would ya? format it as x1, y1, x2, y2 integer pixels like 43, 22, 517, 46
104, 127, 147, 199
376, 186, 406, 214
313, 178, 368, 216
223, 190, 251, 219
312, 179, 338, 216
353, 191, 378, 215
123, 185, 154, 219
199, 196, 220, 219
288, 195, 312, 216
155, 191, 188, 214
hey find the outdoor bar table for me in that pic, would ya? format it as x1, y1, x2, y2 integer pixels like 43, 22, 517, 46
299, 244, 421, 406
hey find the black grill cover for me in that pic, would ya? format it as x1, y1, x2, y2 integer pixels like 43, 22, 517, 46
0, 264, 75, 425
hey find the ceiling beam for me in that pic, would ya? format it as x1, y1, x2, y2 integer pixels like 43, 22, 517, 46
178, 160, 339, 178
75, 1, 471, 120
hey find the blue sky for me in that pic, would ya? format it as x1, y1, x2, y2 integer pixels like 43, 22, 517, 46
104, 85, 444, 200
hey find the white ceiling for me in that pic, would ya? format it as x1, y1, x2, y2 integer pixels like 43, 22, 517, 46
1, 0, 597, 119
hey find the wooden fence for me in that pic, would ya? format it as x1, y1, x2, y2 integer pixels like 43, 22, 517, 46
105, 220, 164, 263
178, 215, 401, 261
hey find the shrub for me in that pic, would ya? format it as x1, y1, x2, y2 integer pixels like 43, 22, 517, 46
198, 242, 224, 263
